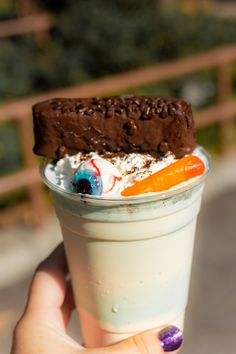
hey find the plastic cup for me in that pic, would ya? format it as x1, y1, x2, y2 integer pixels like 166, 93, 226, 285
40, 147, 211, 348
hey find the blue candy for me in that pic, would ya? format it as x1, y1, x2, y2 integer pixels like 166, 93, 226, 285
72, 169, 103, 195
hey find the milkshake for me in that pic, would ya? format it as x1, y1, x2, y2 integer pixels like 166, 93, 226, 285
33, 95, 211, 347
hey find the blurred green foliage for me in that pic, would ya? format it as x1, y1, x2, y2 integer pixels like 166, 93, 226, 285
0, 1, 236, 101
0, 38, 40, 100
0, 121, 22, 174
52, 1, 236, 81
197, 125, 221, 157
0, 0, 16, 20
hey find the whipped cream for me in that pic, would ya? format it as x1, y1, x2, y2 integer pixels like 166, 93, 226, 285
45, 152, 176, 196
44, 147, 207, 198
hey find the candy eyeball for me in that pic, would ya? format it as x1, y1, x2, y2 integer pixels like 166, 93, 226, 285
72, 158, 122, 196
72, 169, 103, 195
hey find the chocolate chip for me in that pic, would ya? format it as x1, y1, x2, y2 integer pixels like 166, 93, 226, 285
123, 121, 137, 135
158, 142, 169, 154
151, 101, 156, 108
116, 108, 124, 114
167, 104, 176, 117
141, 113, 152, 120
106, 109, 114, 118
96, 104, 103, 112
106, 99, 112, 107
159, 111, 168, 119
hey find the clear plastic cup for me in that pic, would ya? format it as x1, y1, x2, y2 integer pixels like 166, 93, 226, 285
40, 147, 211, 348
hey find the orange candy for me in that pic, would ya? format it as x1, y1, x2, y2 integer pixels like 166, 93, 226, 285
121, 155, 205, 197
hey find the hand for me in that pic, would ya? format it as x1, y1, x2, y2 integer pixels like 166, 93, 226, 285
11, 244, 183, 354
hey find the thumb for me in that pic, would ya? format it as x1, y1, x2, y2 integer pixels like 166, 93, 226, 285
102, 326, 183, 354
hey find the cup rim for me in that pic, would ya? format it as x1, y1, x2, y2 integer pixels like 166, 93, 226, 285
40, 147, 211, 205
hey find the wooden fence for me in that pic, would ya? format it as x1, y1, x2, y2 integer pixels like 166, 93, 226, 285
0, 44, 236, 225
0, 13, 54, 38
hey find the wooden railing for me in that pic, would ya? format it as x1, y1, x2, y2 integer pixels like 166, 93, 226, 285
0, 13, 55, 38
0, 44, 236, 225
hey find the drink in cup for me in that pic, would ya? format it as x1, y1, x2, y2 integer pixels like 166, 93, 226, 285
33, 96, 211, 348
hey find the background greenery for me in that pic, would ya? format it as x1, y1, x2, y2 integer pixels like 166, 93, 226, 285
1, 0, 236, 101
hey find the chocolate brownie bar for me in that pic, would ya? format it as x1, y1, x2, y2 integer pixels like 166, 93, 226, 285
32, 95, 196, 159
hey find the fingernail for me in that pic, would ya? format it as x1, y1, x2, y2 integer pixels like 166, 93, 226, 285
159, 325, 183, 352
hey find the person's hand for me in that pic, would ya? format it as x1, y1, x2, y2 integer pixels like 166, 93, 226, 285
11, 244, 183, 354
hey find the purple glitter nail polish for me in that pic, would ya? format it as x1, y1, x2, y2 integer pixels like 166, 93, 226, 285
159, 325, 183, 352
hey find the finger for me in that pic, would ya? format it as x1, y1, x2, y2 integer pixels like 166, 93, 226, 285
89, 326, 183, 354
26, 243, 68, 311
61, 280, 75, 327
